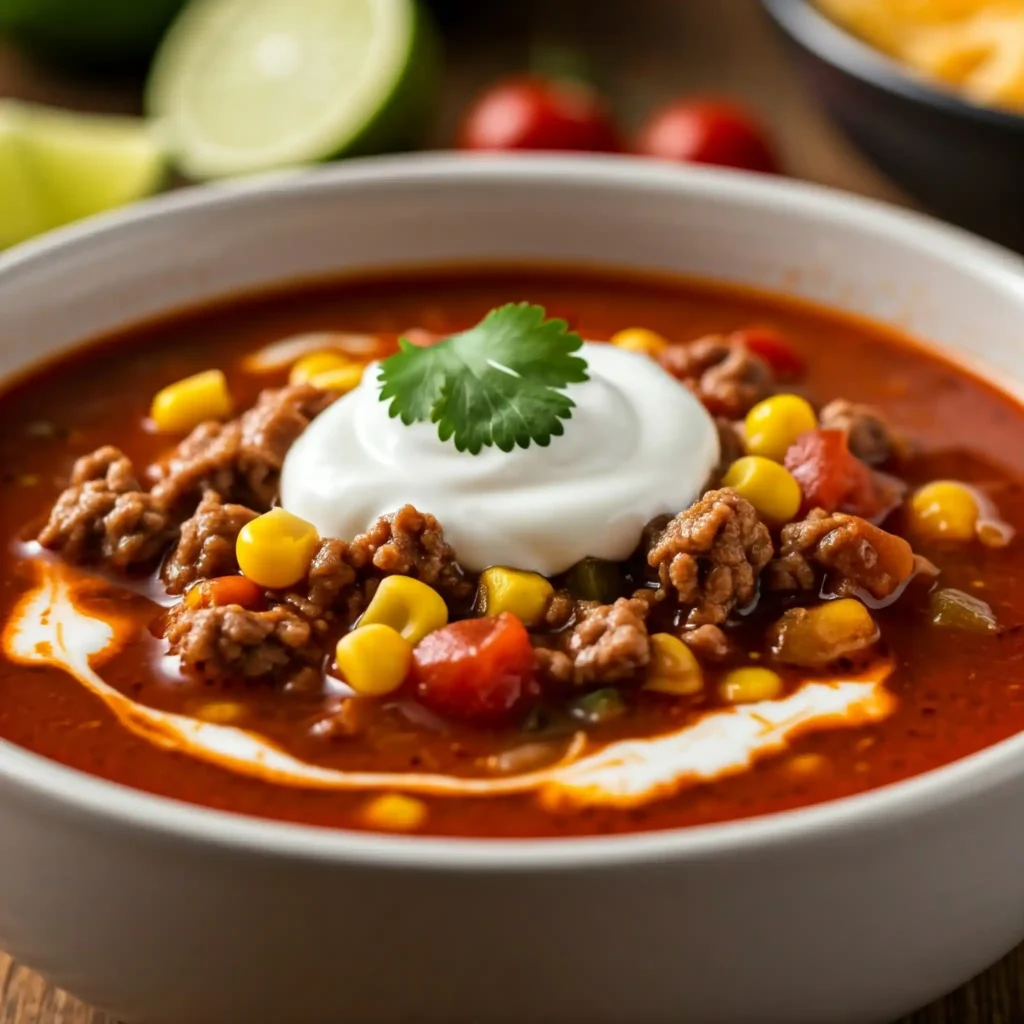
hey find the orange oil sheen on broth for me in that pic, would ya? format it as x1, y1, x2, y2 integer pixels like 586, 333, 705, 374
0, 267, 1022, 838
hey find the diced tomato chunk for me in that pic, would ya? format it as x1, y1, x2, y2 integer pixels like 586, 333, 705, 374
185, 575, 264, 610
733, 326, 805, 379
785, 429, 893, 519
411, 613, 537, 724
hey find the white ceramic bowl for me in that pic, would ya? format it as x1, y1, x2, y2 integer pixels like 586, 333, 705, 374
2, 156, 1024, 1024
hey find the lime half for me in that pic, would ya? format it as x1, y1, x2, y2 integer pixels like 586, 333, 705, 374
0, 101, 166, 249
146, 0, 441, 181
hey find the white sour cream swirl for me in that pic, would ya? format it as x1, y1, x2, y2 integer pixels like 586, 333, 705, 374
281, 343, 719, 575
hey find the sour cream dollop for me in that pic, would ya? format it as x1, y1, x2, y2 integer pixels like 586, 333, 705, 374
281, 343, 719, 576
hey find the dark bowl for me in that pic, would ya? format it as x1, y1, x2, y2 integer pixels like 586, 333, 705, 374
761, 0, 1024, 250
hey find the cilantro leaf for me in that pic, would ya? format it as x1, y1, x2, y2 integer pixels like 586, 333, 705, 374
377, 303, 589, 454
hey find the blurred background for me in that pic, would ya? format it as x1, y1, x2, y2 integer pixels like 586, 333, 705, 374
0, 0, 1021, 244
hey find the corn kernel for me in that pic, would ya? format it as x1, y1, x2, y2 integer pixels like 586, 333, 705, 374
815, 598, 875, 633
359, 576, 448, 644
722, 455, 802, 523
787, 753, 828, 777
909, 480, 979, 542
720, 667, 783, 704
744, 394, 817, 462
288, 350, 353, 386
236, 508, 319, 589
194, 701, 245, 724
308, 364, 365, 393
150, 369, 232, 433
362, 792, 428, 832
336, 623, 413, 696
475, 566, 554, 627
644, 633, 703, 695
610, 327, 669, 357
769, 599, 879, 669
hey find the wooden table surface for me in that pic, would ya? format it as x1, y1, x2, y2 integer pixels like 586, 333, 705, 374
0, 1, 1020, 1021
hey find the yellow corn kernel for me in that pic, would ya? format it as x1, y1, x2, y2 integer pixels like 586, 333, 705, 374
814, 598, 875, 633
787, 753, 828, 777
770, 599, 879, 670
149, 369, 232, 433
335, 623, 413, 697
308, 364, 365, 394
610, 327, 669, 357
359, 575, 448, 644
475, 566, 554, 627
288, 350, 352, 386
722, 455, 802, 523
362, 792, 428, 832
643, 633, 703, 695
236, 508, 319, 590
720, 667, 783, 704
194, 701, 245, 724
909, 480, 979, 542
744, 394, 817, 462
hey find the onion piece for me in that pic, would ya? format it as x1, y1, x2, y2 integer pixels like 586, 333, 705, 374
242, 331, 381, 373
483, 731, 587, 775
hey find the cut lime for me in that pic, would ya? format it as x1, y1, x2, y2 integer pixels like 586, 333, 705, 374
0, 101, 167, 249
0, 112, 47, 249
145, 0, 441, 181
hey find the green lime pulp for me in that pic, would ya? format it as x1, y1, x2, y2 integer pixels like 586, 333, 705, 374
146, 0, 441, 181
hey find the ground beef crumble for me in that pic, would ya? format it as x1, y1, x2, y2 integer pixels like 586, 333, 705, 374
767, 508, 916, 600
161, 490, 258, 595
535, 596, 651, 687
150, 384, 334, 510
680, 623, 733, 662
819, 399, 900, 466
542, 589, 578, 630
163, 602, 322, 686
347, 504, 474, 603
280, 537, 361, 624
37, 446, 173, 568
659, 336, 773, 418
647, 488, 773, 625
714, 417, 746, 479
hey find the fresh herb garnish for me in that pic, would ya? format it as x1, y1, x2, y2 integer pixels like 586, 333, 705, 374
377, 303, 589, 454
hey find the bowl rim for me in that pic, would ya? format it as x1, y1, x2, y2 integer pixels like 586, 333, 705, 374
761, 0, 1024, 134
3, 152, 1024, 871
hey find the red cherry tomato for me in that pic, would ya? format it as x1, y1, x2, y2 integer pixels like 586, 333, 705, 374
411, 613, 538, 723
636, 99, 779, 173
785, 429, 899, 519
458, 75, 620, 153
732, 326, 805, 379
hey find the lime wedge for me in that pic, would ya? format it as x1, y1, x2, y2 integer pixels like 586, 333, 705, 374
145, 0, 441, 181
0, 110, 46, 249
0, 100, 167, 249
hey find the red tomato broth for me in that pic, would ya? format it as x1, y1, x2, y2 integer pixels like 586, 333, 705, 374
1, 266, 1023, 838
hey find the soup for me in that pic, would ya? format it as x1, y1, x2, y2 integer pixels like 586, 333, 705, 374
1, 267, 1021, 838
